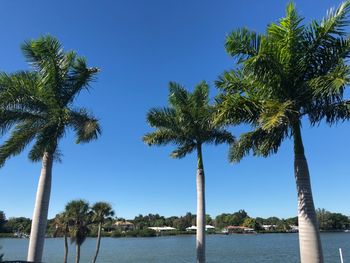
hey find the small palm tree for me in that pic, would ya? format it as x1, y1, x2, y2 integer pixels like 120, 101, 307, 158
143, 81, 234, 263
91, 202, 114, 263
0, 35, 101, 262
215, 2, 350, 263
65, 200, 91, 263
53, 213, 70, 263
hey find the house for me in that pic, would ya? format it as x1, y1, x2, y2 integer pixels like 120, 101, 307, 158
148, 226, 177, 232
262, 224, 276, 231
288, 225, 299, 232
185, 225, 216, 231
225, 226, 256, 234
115, 220, 134, 231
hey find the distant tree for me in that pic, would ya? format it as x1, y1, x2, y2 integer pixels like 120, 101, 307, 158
242, 218, 260, 230
53, 213, 70, 263
4, 217, 31, 234
65, 200, 91, 263
316, 208, 349, 230
0, 211, 5, 232
286, 217, 298, 226
205, 215, 213, 225
143, 81, 234, 263
276, 220, 291, 232
91, 202, 114, 263
265, 217, 281, 225
232, 210, 249, 226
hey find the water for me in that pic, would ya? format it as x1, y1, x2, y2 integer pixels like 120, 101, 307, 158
1, 233, 349, 262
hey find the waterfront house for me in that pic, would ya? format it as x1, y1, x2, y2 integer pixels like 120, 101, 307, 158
148, 226, 177, 232
185, 225, 216, 232
115, 220, 135, 231
226, 226, 255, 234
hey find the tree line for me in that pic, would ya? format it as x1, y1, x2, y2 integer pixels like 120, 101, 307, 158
1, 208, 349, 236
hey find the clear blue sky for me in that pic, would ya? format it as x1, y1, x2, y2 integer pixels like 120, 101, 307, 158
0, 0, 349, 220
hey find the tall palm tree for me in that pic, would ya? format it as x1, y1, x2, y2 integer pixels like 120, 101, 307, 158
65, 200, 91, 263
0, 35, 101, 262
53, 213, 70, 263
215, 2, 350, 263
143, 81, 234, 263
91, 202, 114, 263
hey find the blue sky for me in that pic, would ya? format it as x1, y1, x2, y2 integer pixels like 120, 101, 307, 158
0, 0, 349, 220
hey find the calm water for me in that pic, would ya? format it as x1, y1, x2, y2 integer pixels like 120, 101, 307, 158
1, 233, 349, 263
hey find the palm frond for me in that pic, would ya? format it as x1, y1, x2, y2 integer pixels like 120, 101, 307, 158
143, 129, 186, 146
214, 93, 261, 125
168, 82, 189, 108
61, 57, 99, 106
229, 126, 287, 163
191, 81, 209, 108
146, 107, 177, 129
0, 120, 39, 166
28, 124, 63, 162
258, 100, 296, 130
225, 28, 262, 63
68, 109, 101, 144
170, 143, 196, 159
204, 129, 235, 145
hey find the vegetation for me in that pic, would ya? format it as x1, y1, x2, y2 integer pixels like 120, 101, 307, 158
215, 1, 350, 262
0, 212, 5, 233
65, 200, 91, 263
2, 216, 31, 235
52, 213, 69, 263
317, 209, 350, 231
91, 202, 114, 263
143, 81, 234, 263
0, 35, 101, 262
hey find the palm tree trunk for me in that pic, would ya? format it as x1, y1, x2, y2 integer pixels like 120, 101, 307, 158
27, 152, 54, 262
92, 222, 102, 263
292, 122, 323, 263
196, 144, 205, 263
63, 229, 68, 263
76, 244, 80, 263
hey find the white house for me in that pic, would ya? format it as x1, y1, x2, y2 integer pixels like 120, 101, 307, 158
185, 225, 215, 231
148, 226, 177, 232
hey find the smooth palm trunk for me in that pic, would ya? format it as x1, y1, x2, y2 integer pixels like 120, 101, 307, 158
196, 144, 205, 263
92, 222, 102, 263
293, 123, 323, 263
27, 152, 53, 262
76, 245, 80, 263
64, 230, 68, 263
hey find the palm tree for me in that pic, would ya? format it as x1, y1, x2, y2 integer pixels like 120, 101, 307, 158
91, 202, 114, 263
0, 35, 101, 262
53, 213, 70, 263
215, 2, 350, 263
143, 81, 234, 263
65, 200, 91, 263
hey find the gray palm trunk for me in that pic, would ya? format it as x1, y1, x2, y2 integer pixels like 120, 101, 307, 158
76, 244, 80, 263
196, 144, 205, 263
92, 222, 102, 263
27, 152, 53, 262
293, 123, 323, 263
64, 225, 68, 263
